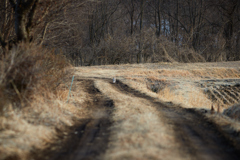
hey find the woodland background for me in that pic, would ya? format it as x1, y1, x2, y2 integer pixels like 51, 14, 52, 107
0, 0, 240, 66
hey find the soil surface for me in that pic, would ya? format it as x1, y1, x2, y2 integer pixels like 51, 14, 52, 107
34, 76, 240, 160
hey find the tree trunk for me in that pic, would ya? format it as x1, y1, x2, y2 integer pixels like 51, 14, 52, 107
224, 5, 235, 61
130, 0, 134, 35
140, 0, 145, 30
9, 0, 39, 42
175, 0, 179, 45
224, 19, 233, 60
15, 11, 28, 42
157, 0, 161, 36
130, 13, 134, 35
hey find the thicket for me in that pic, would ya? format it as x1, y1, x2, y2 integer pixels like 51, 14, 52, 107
0, 43, 69, 112
42, 0, 240, 66
0, 0, 75, 113
1, 0, 240, 66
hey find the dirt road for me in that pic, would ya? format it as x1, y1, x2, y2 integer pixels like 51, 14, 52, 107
37, 77, 240, 160
112, 80, 240, 160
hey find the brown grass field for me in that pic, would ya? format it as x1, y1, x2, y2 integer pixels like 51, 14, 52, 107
1, 46, 240, 160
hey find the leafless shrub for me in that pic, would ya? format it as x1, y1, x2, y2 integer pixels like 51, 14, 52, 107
76, 28, 206, 66
0, 43, 71, 112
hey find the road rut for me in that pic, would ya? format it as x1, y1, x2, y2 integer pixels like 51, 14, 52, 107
111, 79, 240, 160
34, 79, 114, 160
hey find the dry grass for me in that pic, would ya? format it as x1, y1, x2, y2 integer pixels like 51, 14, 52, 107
190, 68, 240, 79
204, 112, 240, 151
0, 105, 56, 160
121, 77, 212, 110
0, 43, 89, 160
206, 113, 240, 133
123, 69, 194, 79
117, 65, 240, 111
123, 68, 240, 80
157, 85, 212, 109
0, 43, 69, 109
223, 103, 240, 121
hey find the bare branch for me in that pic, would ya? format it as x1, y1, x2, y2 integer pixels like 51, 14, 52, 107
22, 0, 36, 11
40, 22, 49, 45
26, 0, 39, 33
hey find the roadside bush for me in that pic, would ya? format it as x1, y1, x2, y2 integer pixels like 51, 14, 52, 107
0, 43, 81, 160
0, 43, 71, 113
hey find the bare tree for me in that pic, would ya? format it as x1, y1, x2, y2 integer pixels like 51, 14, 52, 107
2, 0, 238, 64
0, 0, 82, 54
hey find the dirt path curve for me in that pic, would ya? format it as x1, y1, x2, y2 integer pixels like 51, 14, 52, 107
108, 79, 240, 160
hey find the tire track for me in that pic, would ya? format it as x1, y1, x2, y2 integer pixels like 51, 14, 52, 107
34, 79, 114, 160
95, 79, 191, 160
110, 79, 240, 160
